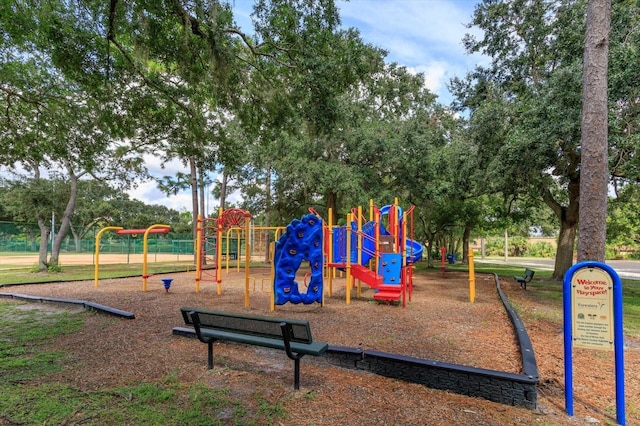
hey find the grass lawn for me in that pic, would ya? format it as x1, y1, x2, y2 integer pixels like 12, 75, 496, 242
0, 301, 278, 425
438, 261, 640, 336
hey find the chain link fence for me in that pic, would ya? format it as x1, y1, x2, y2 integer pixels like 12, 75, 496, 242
1, 222, 285, 263
0, 221, 194, 255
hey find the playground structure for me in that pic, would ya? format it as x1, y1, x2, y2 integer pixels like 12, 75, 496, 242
194, 208, 286, 305
94, 224, 171, 291
90, 201, 423, 309
271, 201, 423, 309
194, 200, 424, 310
322, 200, 423, 307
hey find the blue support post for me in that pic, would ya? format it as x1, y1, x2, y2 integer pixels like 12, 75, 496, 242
563, 261, 625, 425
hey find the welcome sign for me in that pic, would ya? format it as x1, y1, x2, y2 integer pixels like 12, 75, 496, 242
563, 261, 626, 425
571, 267, 614, 350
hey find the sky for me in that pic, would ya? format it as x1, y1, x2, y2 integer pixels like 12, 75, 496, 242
131, 0, 487, 213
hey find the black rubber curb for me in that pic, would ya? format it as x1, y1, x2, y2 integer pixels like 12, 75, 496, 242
322, 272, 539, 409
0, 292, 135, 319
494, 272, 539, 380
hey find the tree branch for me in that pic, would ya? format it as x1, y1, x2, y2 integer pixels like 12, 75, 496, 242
107, 0, 194, 115
171, 0, 206, 38
170, 0, 296, 69
1, 86, 48, 108
541, 186, 563, 219
108, 0, 118, 40
106, 34, 193, 115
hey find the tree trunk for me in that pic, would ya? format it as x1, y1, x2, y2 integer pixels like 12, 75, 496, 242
554, 219, 577, 277
425, 228, 439, 268
543, 179, 580, 279
50, 171, 79, 268
189, 156, 199, 241
437, 234, 447, 263
417, 216, 435, 268
326, 190, 338, 225
36, 214, 50, 272
198, 166, 205, 219
461, 225, 472, 265
70, 224, 81, 252
219, 172, 228, 210
577, 0, 610, 262
32, 169, 50, 271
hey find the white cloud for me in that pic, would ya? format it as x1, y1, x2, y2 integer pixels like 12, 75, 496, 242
339, 0, 474, 49
407, 61, 448, 95
143, 155, 188, 177
125, 155, 191, 211
126, 155, 245, 214
337, 0, 486, 104
127, 180, 178, 208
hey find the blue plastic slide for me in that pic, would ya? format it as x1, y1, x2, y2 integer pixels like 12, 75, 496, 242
378, 205, 424, 264
273, 214, 324, 305
406, 238, 424, 264
330, 211, 424, 266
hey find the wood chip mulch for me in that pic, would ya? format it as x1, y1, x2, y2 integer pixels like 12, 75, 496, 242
4, 268, 639, 425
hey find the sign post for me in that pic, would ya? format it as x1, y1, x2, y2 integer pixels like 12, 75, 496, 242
563, 261, 625, 425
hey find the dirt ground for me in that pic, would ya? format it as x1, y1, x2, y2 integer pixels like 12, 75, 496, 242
2, 267, 639, 425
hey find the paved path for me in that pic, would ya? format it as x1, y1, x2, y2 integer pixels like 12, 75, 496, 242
477, 258, 640, 280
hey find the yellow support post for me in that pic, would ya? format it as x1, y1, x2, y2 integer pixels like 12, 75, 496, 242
216, 207, 223, 294
142, 224, 170, 291
394, 198, 400, 252
373, 206, 380, 280
469, 246, 476, 303
270, 240, 276, 311
244, 214, 251, 308
94, 226, 123, 287
195, 215, 202, 292
235, 229, 241, 273
223, 228, 239, 273
402, 217, 408, 307
313, 209, 325, 308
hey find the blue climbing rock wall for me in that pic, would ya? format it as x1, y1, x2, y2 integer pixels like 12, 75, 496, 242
273, 214, 323, 305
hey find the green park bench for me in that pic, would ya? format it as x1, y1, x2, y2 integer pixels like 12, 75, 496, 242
220, 252, 237, 260
172, 307, 328, 390
514, 268, 535, 290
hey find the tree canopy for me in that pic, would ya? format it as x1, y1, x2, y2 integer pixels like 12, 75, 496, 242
2, 0, 639, 273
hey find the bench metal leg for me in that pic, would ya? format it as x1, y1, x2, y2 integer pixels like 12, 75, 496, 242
207, 341, 213, 370
294, 359, 300, 390
281, 321, 305, 390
